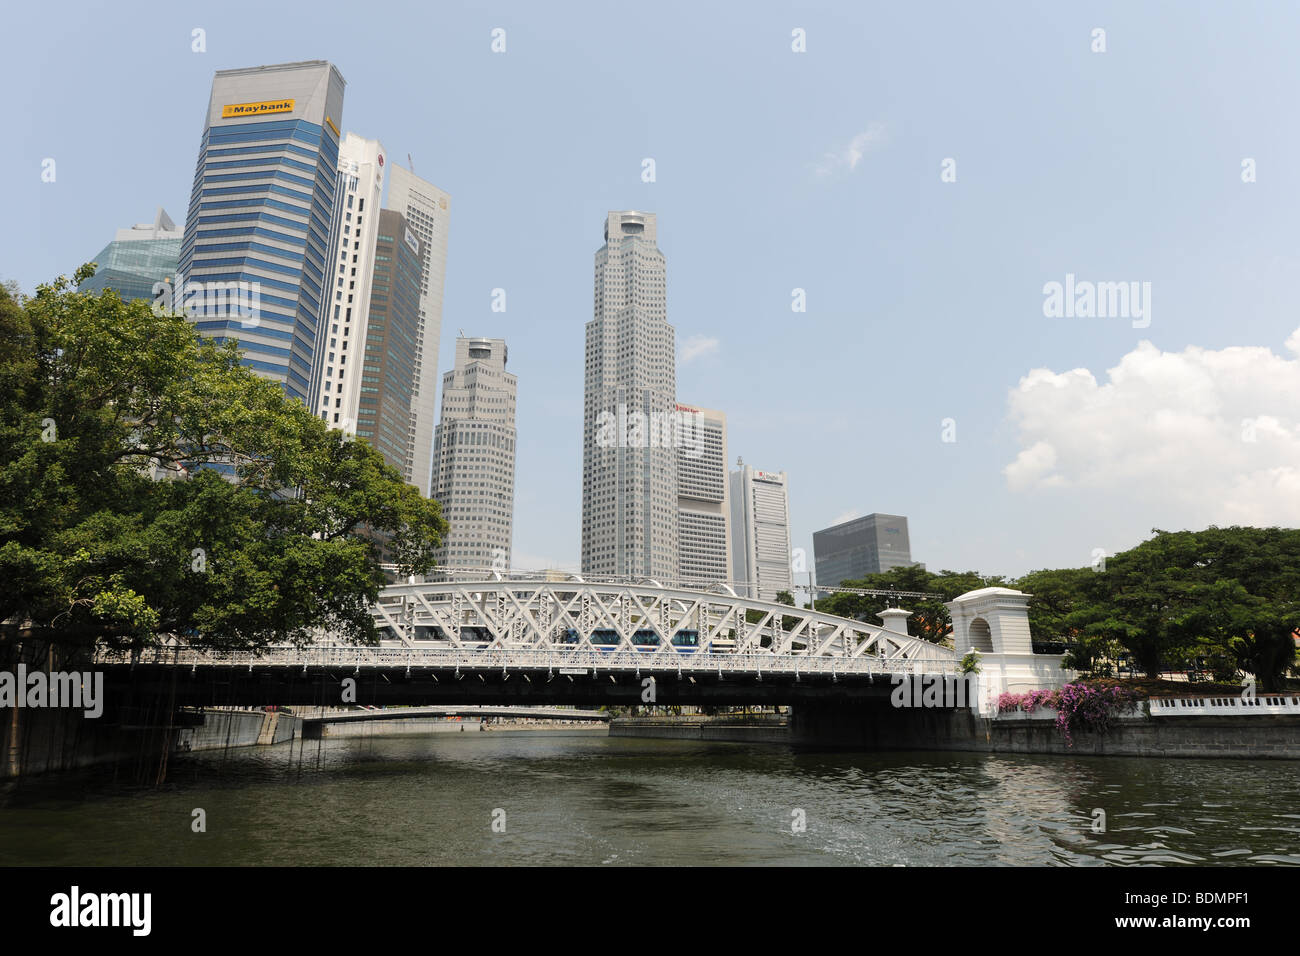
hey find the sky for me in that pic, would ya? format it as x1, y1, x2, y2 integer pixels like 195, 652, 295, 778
5, 0, 1300, 580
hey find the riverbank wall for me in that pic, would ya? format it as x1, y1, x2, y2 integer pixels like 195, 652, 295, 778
609, 716, 791, 744
308, 717, 609, 738
611, 708, 1300, 758
793, 702, 1300, 758
175, 709, 300, 752
0, 706, 302, 778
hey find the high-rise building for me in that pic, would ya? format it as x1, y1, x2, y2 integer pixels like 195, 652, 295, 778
385, 165, 451, 497
431, 337, 517, 568
313, 132, 386, 433
813, 514, 916, 586
581, 211, 678, 579
78, 208, 183, 301
676, 404, 731, 587
178, 60, 346, 405
355, 209, 423, 471
729, 463, 793, 601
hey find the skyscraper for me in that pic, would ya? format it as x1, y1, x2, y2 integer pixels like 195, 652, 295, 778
385, 165, 451, 497
78, 208, 182, 302
178, 60, 345, 404
813, 514, 916, 586
313, 132, 386, 433
581, 211, 678, 579
729, 463, 793, 601
355, 209, 423, 471
431, 337, 517, 568
676, 404, 731, 587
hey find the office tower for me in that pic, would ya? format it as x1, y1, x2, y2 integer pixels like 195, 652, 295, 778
312, 133, 386, 432
430, 337, 517, 568
178, 60, 346, 404
78, 208, 182, 301
581, 211, 678, 579
729, 463, 793, 601
385, 165, 451, 497
813, 514, 916, 586
353, 209, 423, 470
676, 404, 731, 587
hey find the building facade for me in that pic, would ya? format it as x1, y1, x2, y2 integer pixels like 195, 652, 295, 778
729, 464, 793, 602
676, 404, 731, 587
178, 60, 346, 405
430, 337, 517, 568
313, 132, 386, 433
813, 514, 915, 586
355, 209, 423, 471
78, 208, 182, 301
581, 211, 678, 579
385, 165, 451, 497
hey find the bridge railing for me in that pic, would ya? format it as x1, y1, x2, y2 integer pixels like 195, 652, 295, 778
96, 643, 959, 678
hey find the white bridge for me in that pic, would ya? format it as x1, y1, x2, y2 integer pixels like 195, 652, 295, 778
94, 576, 1069, 711
358, 571, 957, 679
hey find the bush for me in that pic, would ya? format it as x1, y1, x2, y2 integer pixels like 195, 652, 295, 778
1052, 682, 1139, 746
996, 682, 1139, 746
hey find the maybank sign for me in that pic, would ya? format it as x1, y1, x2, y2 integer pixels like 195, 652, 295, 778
221, 99, 295, 119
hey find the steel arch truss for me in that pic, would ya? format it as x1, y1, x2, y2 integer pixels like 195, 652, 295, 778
369, 578, 954, 670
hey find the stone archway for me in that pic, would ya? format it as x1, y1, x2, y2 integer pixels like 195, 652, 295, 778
968, 617, 994, 653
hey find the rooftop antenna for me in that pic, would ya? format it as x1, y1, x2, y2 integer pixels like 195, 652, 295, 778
408, 153, 415, 173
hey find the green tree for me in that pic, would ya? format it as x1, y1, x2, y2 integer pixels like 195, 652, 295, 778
0, 269, 447, 653
1061, 528, 1300, 682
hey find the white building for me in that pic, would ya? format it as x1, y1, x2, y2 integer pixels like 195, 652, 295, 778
430, 337, 517, 569
729, 463, 793, 601
385, 164, 451, 497
581, 211, 678, 579
314, 132, 386, 434
676, 404, 731, 587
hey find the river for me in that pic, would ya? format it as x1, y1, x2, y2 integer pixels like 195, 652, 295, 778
1, 732, 1297, 866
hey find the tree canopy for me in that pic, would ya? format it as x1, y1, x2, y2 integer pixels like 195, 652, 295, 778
0, 267, 447, 653
1018, 527, 1300, 689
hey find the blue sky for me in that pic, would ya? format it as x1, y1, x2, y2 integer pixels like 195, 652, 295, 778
7, 0, 1300, 579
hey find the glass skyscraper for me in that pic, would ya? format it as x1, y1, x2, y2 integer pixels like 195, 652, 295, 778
813, 513, 916, 587
178, 60, 346, 404
78, 208, 182, 302
356, 209, 423, 470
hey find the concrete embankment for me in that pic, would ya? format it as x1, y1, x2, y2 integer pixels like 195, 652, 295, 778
175, 709, 300, 752
306, 717, 608, 739
0, 706, 302, 778
609, 716, 791, 744
612, 708, 1300, 758
790, 703, 1300, 758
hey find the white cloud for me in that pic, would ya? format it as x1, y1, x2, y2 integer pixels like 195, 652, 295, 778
679, 334, 720, 363
813, 123, 887, 178
1003, 330, 1300, 526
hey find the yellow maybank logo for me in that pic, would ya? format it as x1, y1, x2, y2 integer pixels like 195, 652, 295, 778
221, 99, 295, 119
